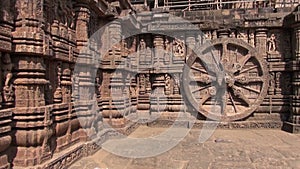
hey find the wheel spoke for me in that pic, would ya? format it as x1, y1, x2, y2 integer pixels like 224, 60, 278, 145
192, 85, 210, 93
232, 85, 251, 106
239, 54, 253, 67
239, 85, 260, 94
191, 66, 208, 74
228, 90, 238, 113
239, 65, 258, 74
200, 93, 211, 105
235, 76, 264, 84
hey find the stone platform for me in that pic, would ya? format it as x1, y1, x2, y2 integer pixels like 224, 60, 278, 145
69, 126, 300, 169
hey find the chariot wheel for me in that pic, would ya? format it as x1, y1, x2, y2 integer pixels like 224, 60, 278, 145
183, 38, 269, 121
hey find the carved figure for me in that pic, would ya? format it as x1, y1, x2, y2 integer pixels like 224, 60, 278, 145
267, 34, 276, 52
56, 0, 74, 28
249, 32, 255, 47
2, 53, 13, 87
139, 39, 146, 51
165, 39, 171, 52
1, 53, 14, 104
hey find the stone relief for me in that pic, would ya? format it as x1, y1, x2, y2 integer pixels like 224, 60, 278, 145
1, 53, 14, 105
172, 39, 185, 57
165, 74, 171, 95
0, 1, 299, 168
267, 33, 277, 52
54, 63, 62, 103
164, 38, 171, 64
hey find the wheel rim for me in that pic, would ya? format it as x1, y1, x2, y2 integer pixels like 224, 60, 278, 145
183, 38, 269, 121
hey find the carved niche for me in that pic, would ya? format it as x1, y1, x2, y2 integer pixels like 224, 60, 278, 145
1, 53, 14, 106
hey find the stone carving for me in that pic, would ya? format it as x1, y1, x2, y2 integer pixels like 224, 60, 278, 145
0, 1, 299, 168
1, 53, 14, 105
164, 38, 171, 64
275, 72, 282, 94
56, 0, 75, 28
121, 39, 129, 57
212, 30, 217, 39
230, 31, 236, 38
249, 32, 255, 47
237, 30, 248, 42
172, 39, 185, 57
54, 63, 62, 103
139, 39, 146, 51
204, 31, 212, 40
165, 74, 171, 95
184, 38, 269, 121
267, 34, 277, 52
269, 72, 275, 95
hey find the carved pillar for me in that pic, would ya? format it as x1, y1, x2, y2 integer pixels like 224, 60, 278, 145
255, 28, 268, 59
61, 63, 72, 103
74, 4, 96, 141
185, 34, 196, 62
75, 4, 90, 51
137, 73, 150, 118
284, 27, 300, 133
153, 35, 164, 66
150, 74, 168, 114
12, 55, 52, 166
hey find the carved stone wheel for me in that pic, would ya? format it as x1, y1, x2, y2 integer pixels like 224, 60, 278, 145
183, 38, 269, 121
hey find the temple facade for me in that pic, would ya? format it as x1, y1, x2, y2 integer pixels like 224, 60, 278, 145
0, 0, 299, 168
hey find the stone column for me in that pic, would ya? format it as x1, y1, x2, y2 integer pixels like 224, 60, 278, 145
284, 27, 300, 133
153, 35, 165, 67
75, 4, 90, 51
255, 28, 268, 59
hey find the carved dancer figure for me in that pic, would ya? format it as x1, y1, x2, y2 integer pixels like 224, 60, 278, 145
1, 53, 14, 103
2, 53, 13, 88
267, 34, 276, 52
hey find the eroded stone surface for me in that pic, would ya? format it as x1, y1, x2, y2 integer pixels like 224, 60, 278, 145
70, 126, 300, 169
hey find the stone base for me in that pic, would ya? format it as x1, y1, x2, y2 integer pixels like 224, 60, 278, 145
147, 118, 283, 129
12, 122, 139, 169
12, 146, 52, 167
282, 121, 300, 133
0, 154, 10, 169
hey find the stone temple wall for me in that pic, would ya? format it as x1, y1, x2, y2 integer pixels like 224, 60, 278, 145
0, 0, 299, 168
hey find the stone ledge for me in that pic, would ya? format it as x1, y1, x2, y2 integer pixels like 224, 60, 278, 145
282, 121, 300, 133
146, 119, 283, 130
